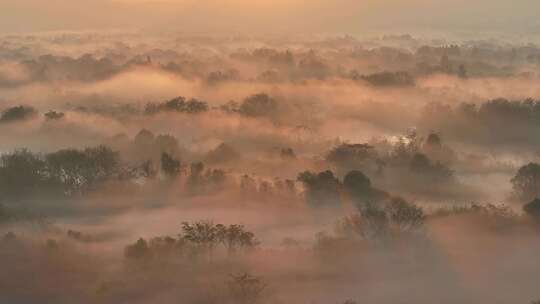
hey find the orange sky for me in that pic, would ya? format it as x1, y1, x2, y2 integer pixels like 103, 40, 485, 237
0, 0, 537, 34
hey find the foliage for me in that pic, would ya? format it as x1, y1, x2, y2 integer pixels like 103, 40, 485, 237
0, 149, 51, 201
0, 146, 119, 201
354, 71, 415, 87
326, 143, 377, 171
124, 221, 259, 262
124, 238, 152, 260
335, 197, 425, 243
409, 153, 454, 183
145, 96, 209, 115
46, 145, 119, 194
161, 152, 182, 178
386, 197, 425, 233
227, 273, 267, 304
297, 170, 341, 207
0, 105, 37, 123
343, 170, 374, 204
44, 110, 65, 120
215, 224, 259, 254
205, 143, 240, 164
512, 163, 540, 202
239, 93, 278, 118
181, 221, 258, 254
524, 198, 540, 220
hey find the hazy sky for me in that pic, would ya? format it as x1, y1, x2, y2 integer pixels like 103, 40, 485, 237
0, 0, 538, 34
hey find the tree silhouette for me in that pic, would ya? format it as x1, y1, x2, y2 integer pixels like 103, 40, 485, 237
524, 198, 540, 220
512, 163, 540, 202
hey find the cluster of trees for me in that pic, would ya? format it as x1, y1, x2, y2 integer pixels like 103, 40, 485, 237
15, 54, 120, 84
327, 132, 455, 188
512, 162, 540, 202
44, 110, 65, 120
0, 105, 37, 123
524, 199, 540, 220
315, 195, 426, 259
66, 229, 95, 243
4, 35, 539, 92
297, 171, 342, 207
141, 93, 281, 121
145, 96, 209, 115
127, 129, 181, 163
124, 149, 231, 194
220, 93, 279, 119
0, 140, 293, 206
420, 98, 540, 147
206, 69, 240, 85
335, 197, 425, 242
350, 71, 415, 87
240, 174, 296, 198
185, 162, 229, 194
297, 169, 391, 208
0, 146, 118, 201
0, 105, 67, 124
326, 144, 379, 172
125, 221, 258, 261
227, 273, 267, 304
513, 163, 540, 221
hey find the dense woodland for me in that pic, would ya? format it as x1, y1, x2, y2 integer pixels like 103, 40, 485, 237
1, 32, 540, 304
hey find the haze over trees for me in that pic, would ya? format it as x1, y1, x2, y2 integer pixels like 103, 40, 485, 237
1, 29, 540, 304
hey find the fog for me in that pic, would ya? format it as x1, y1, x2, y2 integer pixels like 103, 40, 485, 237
1, 18, 540, 304
1, 0, 540, 35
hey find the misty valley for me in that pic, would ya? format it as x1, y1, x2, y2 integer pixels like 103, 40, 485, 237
1, 32, 540, 304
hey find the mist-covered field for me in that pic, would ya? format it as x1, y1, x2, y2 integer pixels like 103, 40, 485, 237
1, 30, 540, 304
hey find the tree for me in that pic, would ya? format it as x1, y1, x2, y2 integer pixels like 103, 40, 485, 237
425, 133, 442, 148
205, 143, 240, 164
139, 160, 157, 178
46, 145, 119, 194
440, 53, 451, 73
511, 163, 540, 202
216, 224, 259, 254
344, 170, 389, 207
145, 96, 208, 115
336, 206, 389, 241
0, 105, 37, 123
326, 143, 376, 170
240, 174, 257, 193
336, 197, 425, 243
297, 170, 341, 207
343, 170, 371, 195
44, 110, 65, 120
186, 162, 205, 193
205, 169, 228, 192
227, 273, 267, 304
0, 204, 12, 223
124, 238, 152, 260
458, 64, 468, 79
524, 198, 540, 220
360, 71, 415, 87
155, 134, 180, 156
180, 221, 220, 254
134, 129, 155, 147
176, 222, 259, 258
0, 149, 50, 201
239, 93, 278, 118
410, 153, 453, 183
183, 98, 209, 113
386, 197, 425, 233
280, 147, 296, 160
161, 152, 182, 178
